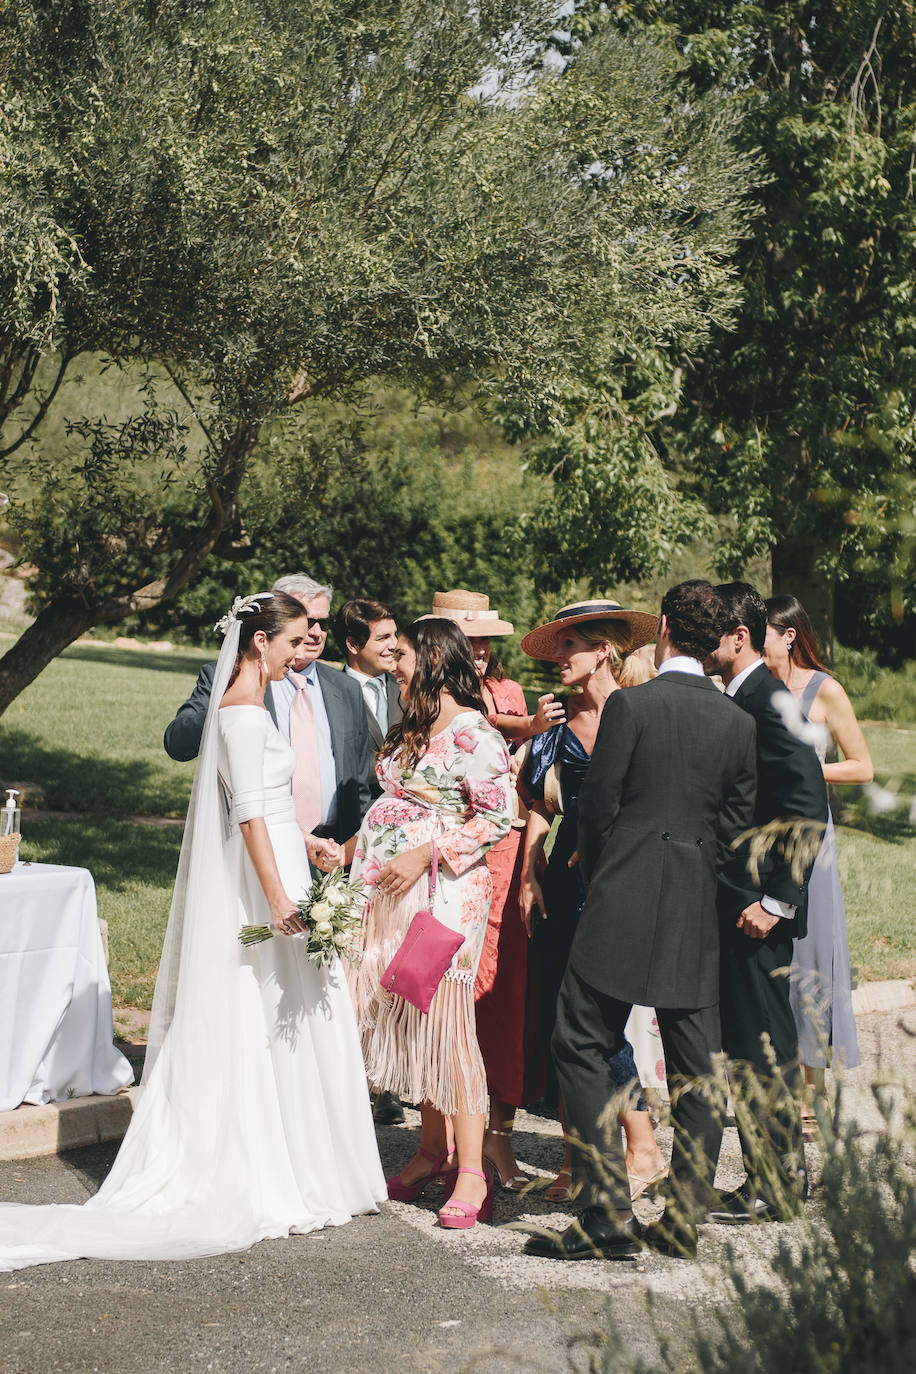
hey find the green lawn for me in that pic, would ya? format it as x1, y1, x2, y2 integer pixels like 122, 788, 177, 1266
3, 642, 205, 1006
1, 641, 206, 815
835, 722, 916, 984
2, 646, 914, 1007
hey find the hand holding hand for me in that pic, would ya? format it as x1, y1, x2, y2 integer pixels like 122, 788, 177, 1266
306, 834, 344, 872
520, 875, 546, 938
270, 894, 305, 936
377, 844, 433, 900
737, 901, 779, 939
530, 693, 565, 736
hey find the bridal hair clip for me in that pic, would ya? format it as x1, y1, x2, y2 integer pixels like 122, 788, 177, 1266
214, 591, 275, 636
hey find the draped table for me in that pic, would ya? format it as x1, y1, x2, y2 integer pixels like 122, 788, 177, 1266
0, 862, 134, 1112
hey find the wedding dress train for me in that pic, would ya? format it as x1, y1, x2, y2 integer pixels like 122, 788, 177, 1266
0, 625, 385, 1272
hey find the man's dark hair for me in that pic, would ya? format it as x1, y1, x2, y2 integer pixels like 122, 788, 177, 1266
660, 580, 727, 660
335, 598, 395, 654
714, 581, 768, 654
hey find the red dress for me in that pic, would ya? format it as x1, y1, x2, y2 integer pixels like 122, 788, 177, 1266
474, 677, 539, 1106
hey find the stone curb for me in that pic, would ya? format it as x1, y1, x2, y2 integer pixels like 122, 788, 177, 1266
0, 1088, 138, 1161
850, 979, 916, 1015
1, 979, 913, 1163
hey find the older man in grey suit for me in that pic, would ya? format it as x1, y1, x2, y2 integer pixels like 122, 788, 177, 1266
525, 580, 757, 1264
164, 573, 372, 864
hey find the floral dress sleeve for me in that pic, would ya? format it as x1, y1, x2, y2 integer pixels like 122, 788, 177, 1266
437, 718, 513, 877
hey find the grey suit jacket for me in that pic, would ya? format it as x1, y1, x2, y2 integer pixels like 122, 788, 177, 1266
163, 660, 372, 841
342, 667, 403, 797
574, 672, 757, 1010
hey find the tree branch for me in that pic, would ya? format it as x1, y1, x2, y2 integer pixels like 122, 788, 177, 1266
162, 361, 220, 457
0, 350, 72, 460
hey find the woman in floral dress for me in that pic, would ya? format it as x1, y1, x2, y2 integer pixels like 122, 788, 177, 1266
351, 618, 513, 1228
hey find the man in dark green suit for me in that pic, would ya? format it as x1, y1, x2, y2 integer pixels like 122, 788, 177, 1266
705, 581, 828, 1225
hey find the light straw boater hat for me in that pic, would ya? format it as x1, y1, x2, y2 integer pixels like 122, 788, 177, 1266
431, 589, 514, 637
520, 599, 658, 660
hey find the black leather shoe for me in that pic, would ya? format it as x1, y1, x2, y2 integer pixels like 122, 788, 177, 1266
643, 1213, 698, 1260
523, 1207, 643, 1261
706, 1184, 804, 1225
372, 1091, 405, 1126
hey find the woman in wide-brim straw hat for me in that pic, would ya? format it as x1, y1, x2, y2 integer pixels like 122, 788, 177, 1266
517, 599, 668, 1202
432, 590, 564, 741
431, 590, 563, 1191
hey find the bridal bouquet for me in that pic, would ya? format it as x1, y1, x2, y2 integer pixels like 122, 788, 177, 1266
238, 868, 367, 966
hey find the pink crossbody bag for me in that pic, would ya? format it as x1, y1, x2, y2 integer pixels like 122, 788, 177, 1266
380, 840, 464, 1014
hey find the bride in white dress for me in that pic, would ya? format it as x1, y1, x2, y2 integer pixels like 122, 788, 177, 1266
0, 591, 385, 1271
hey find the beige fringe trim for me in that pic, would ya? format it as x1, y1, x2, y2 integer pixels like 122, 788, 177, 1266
352, 886, 488, 1116
361, 975, 487, 1117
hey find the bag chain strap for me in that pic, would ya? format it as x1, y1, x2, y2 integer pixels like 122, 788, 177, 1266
428, 837, 438, 901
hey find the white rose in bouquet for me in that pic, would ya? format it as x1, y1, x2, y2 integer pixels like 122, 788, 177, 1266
310, 901, 334, 924
324, 886, 349, 908
314, 920, 333, 935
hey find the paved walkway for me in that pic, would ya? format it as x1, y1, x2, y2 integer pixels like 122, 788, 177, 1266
0, 989, 913, 1373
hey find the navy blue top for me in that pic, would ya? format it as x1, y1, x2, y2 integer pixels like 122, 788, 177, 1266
525, 722, 591, 906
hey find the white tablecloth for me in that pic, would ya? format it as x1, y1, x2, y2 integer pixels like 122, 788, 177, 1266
0, 862, 134, 1112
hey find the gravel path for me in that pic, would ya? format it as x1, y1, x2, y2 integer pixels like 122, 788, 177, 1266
0, 1003, 913, 1374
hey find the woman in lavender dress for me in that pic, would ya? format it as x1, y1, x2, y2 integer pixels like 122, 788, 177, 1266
764, 595, 871, 1101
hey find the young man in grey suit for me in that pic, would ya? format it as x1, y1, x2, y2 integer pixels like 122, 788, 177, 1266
335, 596, 406, 1125
163, 574, 372, 864
336, 598, 403, 799
525, 581, 757, 1263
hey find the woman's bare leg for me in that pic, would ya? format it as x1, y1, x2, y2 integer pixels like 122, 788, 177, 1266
440, 1110, 487, 1216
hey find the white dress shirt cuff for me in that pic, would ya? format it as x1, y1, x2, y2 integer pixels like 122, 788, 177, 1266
761, 894, 796, 920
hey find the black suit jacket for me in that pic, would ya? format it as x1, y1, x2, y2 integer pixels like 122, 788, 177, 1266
163, 660, 372, 841
716, 661, 828, 939
573, 672, 757, 1010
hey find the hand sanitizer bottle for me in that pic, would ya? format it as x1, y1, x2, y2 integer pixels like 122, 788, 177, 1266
2, 789, 20, 861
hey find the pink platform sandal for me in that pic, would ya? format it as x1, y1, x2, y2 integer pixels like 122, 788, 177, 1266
438, 1166, 495, 1230
387, 1146, 454, 1203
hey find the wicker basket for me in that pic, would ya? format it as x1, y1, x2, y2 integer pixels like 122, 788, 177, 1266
0, 832, 20, 874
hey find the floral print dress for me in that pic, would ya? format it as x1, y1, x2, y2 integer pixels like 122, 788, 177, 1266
350, 711, 512, 1116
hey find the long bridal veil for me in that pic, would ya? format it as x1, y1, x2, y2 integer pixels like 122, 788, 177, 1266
0, 606, 284, 1270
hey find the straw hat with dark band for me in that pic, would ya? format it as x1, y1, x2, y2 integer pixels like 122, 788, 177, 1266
520, 600, 658, 660
430, 589, 514, 637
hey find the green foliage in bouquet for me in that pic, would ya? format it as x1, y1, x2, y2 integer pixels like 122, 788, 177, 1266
239, 866, 366, 967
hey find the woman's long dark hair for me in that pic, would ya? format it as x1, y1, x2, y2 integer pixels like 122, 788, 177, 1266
765, 594, 827, 672
379, 618, 485, 771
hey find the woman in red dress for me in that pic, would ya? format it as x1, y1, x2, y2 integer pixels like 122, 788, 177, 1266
430, 589, 561, 1189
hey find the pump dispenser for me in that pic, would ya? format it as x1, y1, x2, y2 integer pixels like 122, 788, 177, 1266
1, 789, 19, 837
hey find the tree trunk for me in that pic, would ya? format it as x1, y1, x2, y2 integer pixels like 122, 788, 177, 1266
0, 419, 260, 717
0, 596, 98, 715
771, 534, 835, 665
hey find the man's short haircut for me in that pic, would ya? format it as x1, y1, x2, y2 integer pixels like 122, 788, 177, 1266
661, 580, 727, 661
335, 598, 395, 653
271, 573, 334, 605
714, 581, 768, 654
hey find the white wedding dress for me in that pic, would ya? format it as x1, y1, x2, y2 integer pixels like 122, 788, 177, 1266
0, 641, 385, 1272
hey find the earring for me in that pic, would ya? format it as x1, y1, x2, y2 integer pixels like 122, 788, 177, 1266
260, 650, 268, 675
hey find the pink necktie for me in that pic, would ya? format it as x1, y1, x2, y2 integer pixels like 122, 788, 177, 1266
289, 677, 322, 834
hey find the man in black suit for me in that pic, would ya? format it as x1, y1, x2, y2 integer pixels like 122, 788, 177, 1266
336, 598, 403, 799
163, 574, 372, 860
525, 581, 757, 1263
704, 582, 828, 1225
